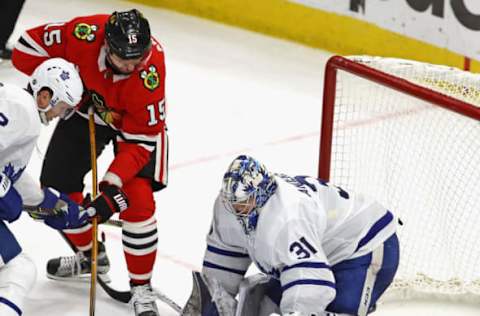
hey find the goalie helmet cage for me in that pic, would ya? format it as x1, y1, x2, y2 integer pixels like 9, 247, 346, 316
319, 55, 480, 302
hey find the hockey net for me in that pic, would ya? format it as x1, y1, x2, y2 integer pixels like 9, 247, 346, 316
319, 56, 480, 302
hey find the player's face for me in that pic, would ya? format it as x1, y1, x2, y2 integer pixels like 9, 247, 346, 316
107, 52, 144, 74
232, 195, 256, 216
36, 90, 73, 122
36, 89, 52, 110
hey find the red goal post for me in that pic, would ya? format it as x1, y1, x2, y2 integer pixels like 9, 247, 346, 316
319, 55, 480, 301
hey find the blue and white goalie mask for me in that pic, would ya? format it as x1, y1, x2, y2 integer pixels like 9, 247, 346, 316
221, 155, 277, 222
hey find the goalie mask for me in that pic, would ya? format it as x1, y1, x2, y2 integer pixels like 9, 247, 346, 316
221, 155, 277, 232
30, 58, 83, 124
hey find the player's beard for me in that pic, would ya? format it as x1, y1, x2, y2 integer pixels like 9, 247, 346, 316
105, 55, 134, 75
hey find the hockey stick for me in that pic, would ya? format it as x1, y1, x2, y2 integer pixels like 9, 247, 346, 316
88, 106, 99, 316
154, 291, 182, 313
57, 230, 182, 312
57, 230, 132, 303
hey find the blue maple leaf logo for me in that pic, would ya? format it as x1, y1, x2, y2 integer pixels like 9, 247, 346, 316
3, 164, 26, 183
60, 70, 70, 81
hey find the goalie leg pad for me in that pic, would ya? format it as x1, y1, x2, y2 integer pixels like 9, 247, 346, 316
236, 274, 280, 316
181, 271, 237, 316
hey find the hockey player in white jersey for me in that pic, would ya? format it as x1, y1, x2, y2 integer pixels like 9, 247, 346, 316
182, 155, 400, 316
0, 58, 123, 316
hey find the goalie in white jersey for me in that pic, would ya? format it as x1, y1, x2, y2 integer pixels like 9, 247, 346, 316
182, 155, 399, 316
0, 58, 121, 316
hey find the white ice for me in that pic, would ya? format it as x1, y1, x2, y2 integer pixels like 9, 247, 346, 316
2, 0, 479, 315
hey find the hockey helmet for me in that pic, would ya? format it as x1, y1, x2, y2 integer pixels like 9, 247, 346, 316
221, 155, 277, 217
105, 9, 152, 60
30, 57, 83, 121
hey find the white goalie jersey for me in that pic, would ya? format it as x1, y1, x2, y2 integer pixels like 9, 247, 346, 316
0, 83, 43, 204
202, 174, 397, 314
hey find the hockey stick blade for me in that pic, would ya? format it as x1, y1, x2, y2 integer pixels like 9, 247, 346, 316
97, 274, 131, 303
155, 290, 182, 313
58, 231, 182, 312
58, 231, 132, 304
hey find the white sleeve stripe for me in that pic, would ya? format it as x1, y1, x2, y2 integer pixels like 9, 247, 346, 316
17, 32, 50, 57
14, 41, 47, 58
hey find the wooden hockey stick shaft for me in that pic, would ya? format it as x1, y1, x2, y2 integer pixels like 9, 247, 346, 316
88, 106, 99, 316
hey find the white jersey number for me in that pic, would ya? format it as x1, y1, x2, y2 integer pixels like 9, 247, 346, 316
146, 100, 166, 126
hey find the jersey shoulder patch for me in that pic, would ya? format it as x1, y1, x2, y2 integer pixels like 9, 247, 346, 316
139, 64, 161, 91
73, 22, 99, 42
70, 14, 108, 43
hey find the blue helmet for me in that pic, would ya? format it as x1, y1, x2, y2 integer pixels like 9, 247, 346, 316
221, 155, 277, 218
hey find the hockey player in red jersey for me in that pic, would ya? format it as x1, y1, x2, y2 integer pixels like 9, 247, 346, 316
12, 9, 168, 316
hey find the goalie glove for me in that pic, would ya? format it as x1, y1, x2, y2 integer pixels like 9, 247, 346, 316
85, 183, 128, 223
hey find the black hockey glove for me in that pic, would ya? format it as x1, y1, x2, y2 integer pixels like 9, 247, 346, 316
86, 184, 129, 223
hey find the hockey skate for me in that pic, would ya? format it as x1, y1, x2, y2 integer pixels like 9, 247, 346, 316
46, 241, 111, 282
130, 283, 160, 316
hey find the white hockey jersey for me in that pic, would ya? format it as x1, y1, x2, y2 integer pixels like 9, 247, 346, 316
202, 174, 397, 314
0, 83, 43, 204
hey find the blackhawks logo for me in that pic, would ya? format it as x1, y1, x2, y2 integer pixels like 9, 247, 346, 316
73, 23, 98, 42
91, 92, 121, 124
140, 65, 160, 91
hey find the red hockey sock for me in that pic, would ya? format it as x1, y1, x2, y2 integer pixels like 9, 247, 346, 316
122, 217, 158, 284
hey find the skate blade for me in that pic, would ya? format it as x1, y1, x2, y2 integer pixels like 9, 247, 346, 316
47, 273, 111, 283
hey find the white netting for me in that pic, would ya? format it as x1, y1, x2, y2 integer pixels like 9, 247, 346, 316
327, 56, 480, 301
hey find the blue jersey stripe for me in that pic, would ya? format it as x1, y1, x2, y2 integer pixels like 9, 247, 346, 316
282, 262, 330, 272
203, 260, 247, 275
207, 245, 249, 258
0, 296, 21, 315
282, 279, 336, 292
355, 210, 394, 252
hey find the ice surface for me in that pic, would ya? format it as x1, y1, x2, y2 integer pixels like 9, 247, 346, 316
3, 0, 478, 314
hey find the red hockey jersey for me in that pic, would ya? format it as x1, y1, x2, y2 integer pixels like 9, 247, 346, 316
12, 14, 168, 189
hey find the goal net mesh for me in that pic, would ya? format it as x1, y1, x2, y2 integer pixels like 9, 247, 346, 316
324, 56, 480, 300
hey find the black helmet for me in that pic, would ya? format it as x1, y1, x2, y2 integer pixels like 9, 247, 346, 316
105, 9, 152, 60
